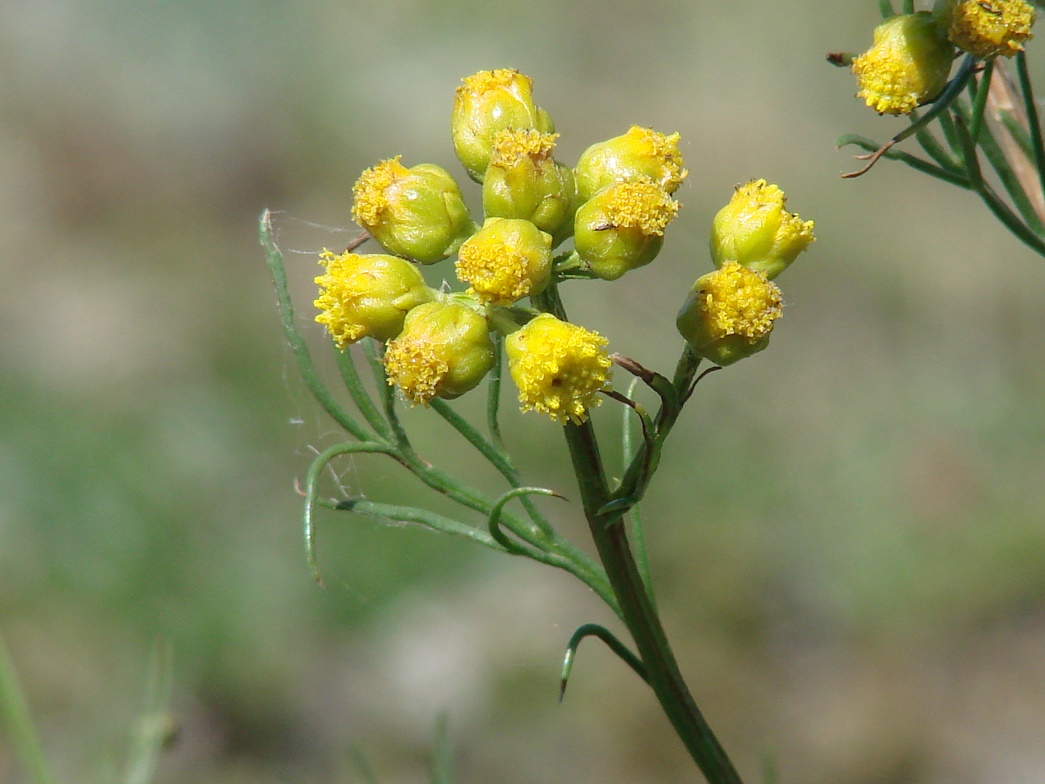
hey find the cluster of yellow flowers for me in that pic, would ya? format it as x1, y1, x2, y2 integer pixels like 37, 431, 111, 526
849, 0, 1035, 115
315, 69, 815, 424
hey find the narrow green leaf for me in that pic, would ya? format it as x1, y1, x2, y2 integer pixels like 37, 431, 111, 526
121, 641, 175, 784
559, 623, 649, 702
259, 211, 370, 442
0, 629, 59, 784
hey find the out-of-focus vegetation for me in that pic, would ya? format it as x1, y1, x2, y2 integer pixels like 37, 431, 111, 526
1, 2, 1043, 782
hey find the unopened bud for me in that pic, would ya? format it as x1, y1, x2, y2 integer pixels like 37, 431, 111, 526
451, 69, 555, 182
851, 12, 955, 115
383, 300, 495, 404
482, 129, 576, 243
352, 157, 476, 264
709, 179, 815, 280
574, 126, 687, 205
676, 261, 783, 366
455, 217, 553, 305
574, 179, 679, 281
314, 250, 435, 347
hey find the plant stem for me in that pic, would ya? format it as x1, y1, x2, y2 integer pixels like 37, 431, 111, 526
561, 421, 743, 784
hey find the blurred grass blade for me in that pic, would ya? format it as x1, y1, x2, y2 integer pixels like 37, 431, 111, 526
0, 629, 59, 784
429, 713, 453, 784
349, 748, 382, 784
122, 641, 175, 784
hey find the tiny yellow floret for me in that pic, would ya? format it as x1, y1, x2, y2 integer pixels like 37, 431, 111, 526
696, 262, 782, 340
710, 179, 815, 279
314, 250, 433, 348
505, 314, 612, 425
452, 68, 555, 182
383, 301, 494, 405
852, 12, 955, 115
489, 129, 558, 166
575, 126, 688, 204
483, 130, 577, 241
600, 179, 680, 236
455, 218, 553, 305
351, 156, 475, 264
573, 179, 679, 280
676, 262, 783, 366
935, 0, 1035, 59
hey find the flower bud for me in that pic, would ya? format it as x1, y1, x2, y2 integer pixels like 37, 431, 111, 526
504, 314, 612, 425
933, 0, 1034, 59
574, 179, 680, 281
709, 179, 815, 280
676, 261, 783, 366
455, 217, 553, 305
851, 12, 955, 115
451, 69, 555, 182
314, 250, 435, 347
482, 129, 577, 243
351, 156, 476, 264
383, 300, 495, 404
574, 126, 687, 205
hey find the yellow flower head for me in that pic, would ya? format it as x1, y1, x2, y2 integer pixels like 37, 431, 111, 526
351, 156, 475, 264
575, 126, 688, 205
314, 250, 434, 348
483, 130, 577, 242
934, 0, 1035, 59
676, 262, 783, 366
852, 12, 955, 115
505, 314, 612, 425
452, 69, 555, 182
383, 300, 495, 405
573, 179, 680, 280
455, 218, 553, 306
710, 179, 815, 280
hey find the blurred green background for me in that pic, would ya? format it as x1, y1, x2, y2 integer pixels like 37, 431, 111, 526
2, 1, 1044, 782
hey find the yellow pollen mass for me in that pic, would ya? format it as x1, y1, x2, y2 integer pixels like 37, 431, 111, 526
698, 262, 783, 340
458, 68, 530, 96
734, 179, 816, 246
625, 127, 688, 193
383, 338, 448, 405
490, 129, 558, 166
351, 156, 407, 227
456, 237, 531, 305
506, 315, 612, 425
948, 0, 1035, 59
314, 251, 367, 347
602, 180, 679, 235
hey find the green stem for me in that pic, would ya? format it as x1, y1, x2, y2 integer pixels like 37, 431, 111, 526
561, 421, 743, 784
1015, 50, 1045, 204
621, 382, 655, 608
259, 210, 370, 442
487, 334, 507, 453
334, 345, 394, 440
0, 629, 59, 784
954, 115, 1045, 256
954, 100, 1045, 233
430, 397, 556, 539
967, 58, 994, 145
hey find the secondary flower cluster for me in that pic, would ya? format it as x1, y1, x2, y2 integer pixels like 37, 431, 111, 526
676, 179, 814, 365
314, 69, 813, 423
847, 0, 1035, 115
